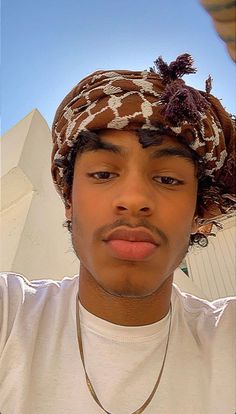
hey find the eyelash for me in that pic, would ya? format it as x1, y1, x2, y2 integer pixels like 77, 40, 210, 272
86, 172, 184, 185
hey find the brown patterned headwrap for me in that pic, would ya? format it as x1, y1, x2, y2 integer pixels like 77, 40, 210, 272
51, 54, 235, 218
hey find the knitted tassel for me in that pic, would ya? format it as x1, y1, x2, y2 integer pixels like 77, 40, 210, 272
151, 54, 211, 125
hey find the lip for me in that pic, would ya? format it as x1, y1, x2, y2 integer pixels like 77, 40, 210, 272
105, 240, 157, 261
103, 227, 160, 245
103, 227, 160, 261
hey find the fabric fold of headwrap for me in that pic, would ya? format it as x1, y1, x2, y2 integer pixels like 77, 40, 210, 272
51, 54, 235, 219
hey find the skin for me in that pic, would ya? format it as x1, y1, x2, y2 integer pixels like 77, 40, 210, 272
65, 130, 199, 326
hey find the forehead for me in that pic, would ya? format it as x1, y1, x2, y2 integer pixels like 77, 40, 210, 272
73, 129, 200, 173
88, 129, 198, 166
100, 129, 182, 149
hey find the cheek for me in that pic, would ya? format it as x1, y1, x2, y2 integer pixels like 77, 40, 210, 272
158, 193, 196, 236
72, 185, 108, 238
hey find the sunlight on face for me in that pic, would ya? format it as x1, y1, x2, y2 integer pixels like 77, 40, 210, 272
65, 130, 198, 298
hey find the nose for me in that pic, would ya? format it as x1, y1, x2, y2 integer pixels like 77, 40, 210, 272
112, 173, 155, 217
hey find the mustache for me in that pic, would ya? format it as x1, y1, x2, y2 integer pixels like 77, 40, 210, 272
96, 218, 168, 244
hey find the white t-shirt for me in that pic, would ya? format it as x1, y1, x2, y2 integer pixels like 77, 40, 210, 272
0, 272, 235, 414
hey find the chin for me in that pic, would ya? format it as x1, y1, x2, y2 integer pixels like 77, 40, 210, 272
98, 275, 170, 299
106, 287, 153, 298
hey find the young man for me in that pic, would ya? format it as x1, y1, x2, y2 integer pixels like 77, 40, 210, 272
0, 54, 235, 414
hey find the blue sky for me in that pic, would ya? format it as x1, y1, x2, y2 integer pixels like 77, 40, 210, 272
2, 0, 236, 135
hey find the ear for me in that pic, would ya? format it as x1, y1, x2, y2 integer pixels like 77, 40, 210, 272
191, 215, 199, 234
65, 202, 72, 221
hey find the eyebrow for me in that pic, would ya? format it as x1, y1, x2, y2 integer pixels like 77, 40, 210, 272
150, 147, 196, 164
80, 140, 196, 164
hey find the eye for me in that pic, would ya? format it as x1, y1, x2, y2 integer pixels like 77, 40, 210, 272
154, 176, 184, 185
87, 171, 117, 180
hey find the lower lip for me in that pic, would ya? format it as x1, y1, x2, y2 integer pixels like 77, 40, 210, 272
105, 240, 157, 261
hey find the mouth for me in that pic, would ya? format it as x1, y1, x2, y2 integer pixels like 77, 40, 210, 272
104, 239, 158, 261
103, 227, 161, 261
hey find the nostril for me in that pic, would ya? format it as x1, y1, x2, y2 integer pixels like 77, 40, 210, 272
116, 205, 150, 213
117, 206, 128, 211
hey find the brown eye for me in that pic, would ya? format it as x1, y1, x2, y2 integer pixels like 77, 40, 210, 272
154, 176, 184, 185
87, 172, 117, 180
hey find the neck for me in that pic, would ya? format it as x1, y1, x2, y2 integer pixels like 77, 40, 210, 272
78, 269, 173, 326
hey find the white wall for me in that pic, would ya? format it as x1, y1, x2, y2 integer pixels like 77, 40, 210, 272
186, 215, 236, 300
1, 110, 79, 278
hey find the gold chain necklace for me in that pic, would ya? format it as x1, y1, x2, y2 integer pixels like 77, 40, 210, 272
76, 299, 172, 414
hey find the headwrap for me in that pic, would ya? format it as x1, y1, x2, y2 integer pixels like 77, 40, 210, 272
200, 0, 236, 62
51, 54, 235, 219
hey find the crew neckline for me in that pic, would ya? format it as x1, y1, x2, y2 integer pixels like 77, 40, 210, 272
75, 287, 177, 342
69, 276, 178, 342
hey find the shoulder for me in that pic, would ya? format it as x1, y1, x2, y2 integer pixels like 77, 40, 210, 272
0, 272, 57, 339
0, 272, 79, 294
172, 282, 236, 334
0, 272, 80, 308
0, 272, 79, 352
0, 272, 60, 303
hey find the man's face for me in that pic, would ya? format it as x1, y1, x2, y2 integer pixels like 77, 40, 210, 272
65, 130, 198, 298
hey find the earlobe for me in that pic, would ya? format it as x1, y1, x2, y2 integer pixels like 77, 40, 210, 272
191, 216, 199, 234
65, 205, 72, 220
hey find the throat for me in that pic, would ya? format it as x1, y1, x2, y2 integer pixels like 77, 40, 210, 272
78, 269, 173, 326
